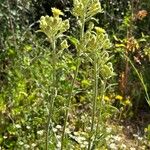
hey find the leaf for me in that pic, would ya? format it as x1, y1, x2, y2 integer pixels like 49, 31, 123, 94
115, 44, 125, 48
113, 35, 123, 42
68, 36, 79, 47
0, 13, 3, 17
139, 38, 147, 42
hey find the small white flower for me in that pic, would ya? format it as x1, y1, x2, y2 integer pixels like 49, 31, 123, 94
24, 144, 30, 149
86, 127, 91, 131
56, 141, 61, 148
137, 136, 143, 141
133, 134, 138, 138
77, 136, 86, 143
106, 127, 112, 133
26, 126, 31, 129
65, 128, 71, 134
37, 130, 44, 135
105, 136, 110, 141
83, 141, 88, 146
31, 143, 36, 147
52, 128, 57, 132
109, 143, 117, 150
74, 132, 79, 136
113, 135, 121, 141
127, 126, 130, 129
3, 136, 7, 139
56, 135, 61, 139
15, 124, 21, 129
56, 125, 62, 129
130, 148, 136, 150
80, 144, 86, 148
18, 141, 24, 145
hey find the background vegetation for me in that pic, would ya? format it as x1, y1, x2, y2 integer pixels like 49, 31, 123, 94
0, 0, 150, 149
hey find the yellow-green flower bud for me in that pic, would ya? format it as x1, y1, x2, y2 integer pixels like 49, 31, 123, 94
40, 16, 47, 29
88, 22, 94, 30
61, 40, 69, 49
61, 20, 70, 33
103, 39, 111, 49
63, 20, 70, 30
90, 34, 97, 45
101, 64, 113, 78
81, 79, 90, 88
95, 27, 105, 33
85, 31, 91, 41
52, 8, 64, 17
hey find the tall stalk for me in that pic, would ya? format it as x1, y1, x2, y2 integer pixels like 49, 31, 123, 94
60, 14, 85, 150
124, 54, 150, 106
88, 56, 98, 150
60, 59, 80, 150
94, 79, 106, 141
46, 39, 57, 150
38, 8, 70, 149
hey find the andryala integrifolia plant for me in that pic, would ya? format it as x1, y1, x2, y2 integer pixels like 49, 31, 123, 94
79, 23, 114, 149
61, 1, 103, 149
39, 1, 114, 149
39, 8, 70, 149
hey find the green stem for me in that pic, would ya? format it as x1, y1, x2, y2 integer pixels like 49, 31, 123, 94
88, 56, 98, 150
124, 54, 150, 106
94, 80, 106, 143
60, 59, 80, 150
60, 13, 85, 150
46, 39, 57, 150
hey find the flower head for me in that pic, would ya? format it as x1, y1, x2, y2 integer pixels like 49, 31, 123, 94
136, 10, 148, 20
95, 27, 105, 33
39, 8, 69, 42
104, 96, 110, 101
115, 95, 123, 101
125, 99, 132, 106
52, 8, 64, 17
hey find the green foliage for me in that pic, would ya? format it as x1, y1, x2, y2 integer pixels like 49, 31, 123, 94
37, 0, 114, 149
1, 0, 150, 149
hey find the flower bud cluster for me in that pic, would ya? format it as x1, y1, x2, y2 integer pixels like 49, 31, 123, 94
39, 8, 70, 42
73, 0, 102, 22
100, 62, 114, 79
78, 26, 111, 53
78, 26, 114, 79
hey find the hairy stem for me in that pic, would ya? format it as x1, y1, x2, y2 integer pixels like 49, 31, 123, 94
60, 59, 80, 150
94, 80, 105, 142
60, 14, 85, 150
88, 56, 98, 150
46, 39, 57, 150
